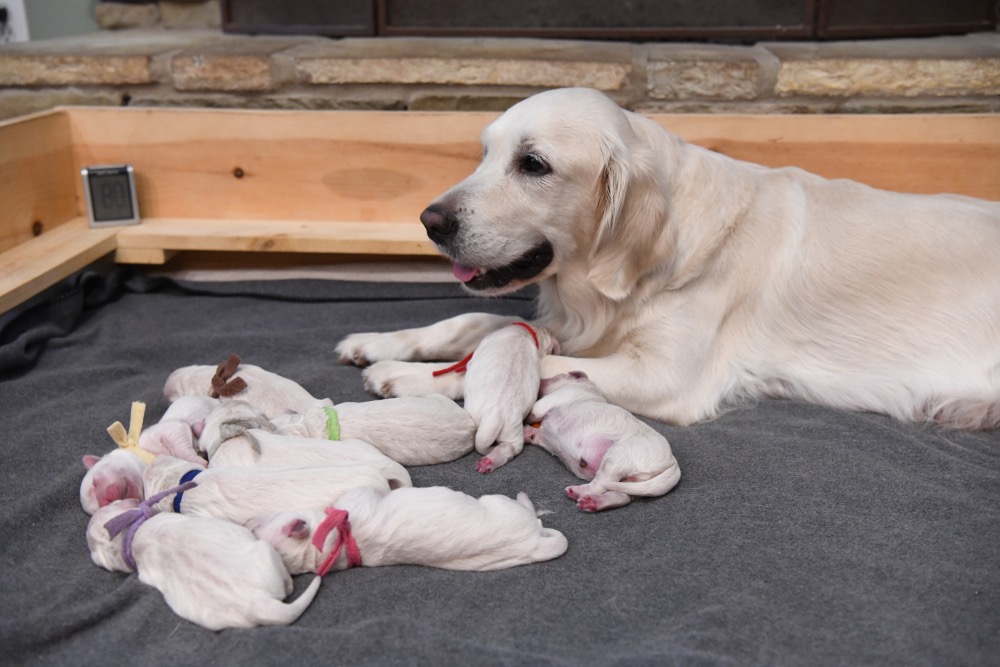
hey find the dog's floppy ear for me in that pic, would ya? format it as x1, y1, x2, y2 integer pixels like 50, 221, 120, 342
587, 137, 671, 301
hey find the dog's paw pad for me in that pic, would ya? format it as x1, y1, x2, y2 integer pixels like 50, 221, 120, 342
564, 486, 581, 500
475, 457, 494, 474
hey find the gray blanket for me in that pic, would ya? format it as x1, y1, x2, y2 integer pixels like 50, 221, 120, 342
1, 269, 997, 666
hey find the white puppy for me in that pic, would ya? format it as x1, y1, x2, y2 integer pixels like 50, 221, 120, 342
524, 372, 681, 512
143, 455, 394, 526
164, 356, 332, 419
197, 401, 412, 487
270, 394, 476, 466
80, 398, 208, 514
461, 322, 558, 473
246, 485, 568, 574
87, 498, 320, 630
337, 87, 1000, 431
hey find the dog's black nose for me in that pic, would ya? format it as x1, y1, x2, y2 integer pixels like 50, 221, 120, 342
420, 204, 459, 244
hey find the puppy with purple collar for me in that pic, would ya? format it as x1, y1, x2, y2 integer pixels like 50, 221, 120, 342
87, 495, 321, 630
246, 485, 568, 574
524, 371, 681, 512
459, 322, 558, 473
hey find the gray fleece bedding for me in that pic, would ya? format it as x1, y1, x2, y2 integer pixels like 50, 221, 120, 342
1, 268, 997, 667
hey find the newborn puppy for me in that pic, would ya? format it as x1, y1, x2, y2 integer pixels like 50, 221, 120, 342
271, 394, 476, 466
80, 399, 208, 515
157, 394, 219, 440
143, 455, 395, 526
87, 498, 320, 630
462, 323, 558, 473
247, 485, 568, 574
199, 400, 412, 487
164, 359, 333, 419
524, 372, 681, 512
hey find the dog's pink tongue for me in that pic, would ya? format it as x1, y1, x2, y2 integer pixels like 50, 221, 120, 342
452, 263, 478, 282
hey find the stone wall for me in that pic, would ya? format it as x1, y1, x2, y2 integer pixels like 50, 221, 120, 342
0, 27, 998, 121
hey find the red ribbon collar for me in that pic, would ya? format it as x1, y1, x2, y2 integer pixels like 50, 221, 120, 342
312, 507, 362, 576
432, 322, 539, 377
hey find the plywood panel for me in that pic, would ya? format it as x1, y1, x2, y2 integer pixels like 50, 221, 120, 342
113, 217, 438, 262
0, 111, 79, 254
659, 114, 1000, 200
0, 217, 117, 313
67, 107, 493, 223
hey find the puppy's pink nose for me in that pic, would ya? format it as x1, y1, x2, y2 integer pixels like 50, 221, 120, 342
420, 204, 458, 244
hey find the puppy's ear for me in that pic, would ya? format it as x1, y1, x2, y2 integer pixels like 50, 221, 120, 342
587, 141, 671, 301
82, 455, 101, 470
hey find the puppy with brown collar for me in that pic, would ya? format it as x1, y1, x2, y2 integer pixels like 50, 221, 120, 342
524, 372, 681, 512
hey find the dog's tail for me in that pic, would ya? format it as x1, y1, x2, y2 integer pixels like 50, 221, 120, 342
251, 574, 322, 627
602, 460, 682, 498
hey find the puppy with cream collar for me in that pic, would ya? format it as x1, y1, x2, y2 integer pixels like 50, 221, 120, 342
270, 393, 476, 466
143, 455, 397, 526
87, 498, 320, 630
246, 485, 568, 574
524, 372, 681, 512
460, 322, 558, 473
79, 398, 210, 514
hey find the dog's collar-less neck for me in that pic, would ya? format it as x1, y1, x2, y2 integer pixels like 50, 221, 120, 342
432, 322, 540, 377
172, 469, 202, 513
104, 480, 198, 571
312, 507, 362, 576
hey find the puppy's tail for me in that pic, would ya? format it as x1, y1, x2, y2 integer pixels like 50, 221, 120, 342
603, 460, 682, 498
251, 574, 322, 627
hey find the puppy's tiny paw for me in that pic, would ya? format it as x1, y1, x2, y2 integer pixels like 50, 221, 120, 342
475, 457, 494, 474
564, 485, 581, 500
577, 496, 599, 513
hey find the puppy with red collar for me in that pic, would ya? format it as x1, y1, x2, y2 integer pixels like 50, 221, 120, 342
87, 494, 320, 630
524, 371, 681, 512
458, 322, 558, 473
246, 485, 568, 575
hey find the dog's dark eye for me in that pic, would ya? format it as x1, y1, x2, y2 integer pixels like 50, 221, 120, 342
519, 154, 550, 176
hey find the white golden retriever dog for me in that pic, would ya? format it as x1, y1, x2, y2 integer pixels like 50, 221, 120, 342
337, 87, 1000, 430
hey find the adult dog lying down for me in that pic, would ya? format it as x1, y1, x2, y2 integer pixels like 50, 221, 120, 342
337, 87, 1000, 430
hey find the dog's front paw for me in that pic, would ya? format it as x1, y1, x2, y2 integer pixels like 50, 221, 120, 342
361, 361, 464, 399
336, 332, 414, 367
576, 496, 600, 512
565, 485, 582, 501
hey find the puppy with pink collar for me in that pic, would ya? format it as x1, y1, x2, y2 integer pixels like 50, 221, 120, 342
524, 372, 681, 512
246, 485, 568, 575
87, 492, 321, 630
456, 322, 558, 473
